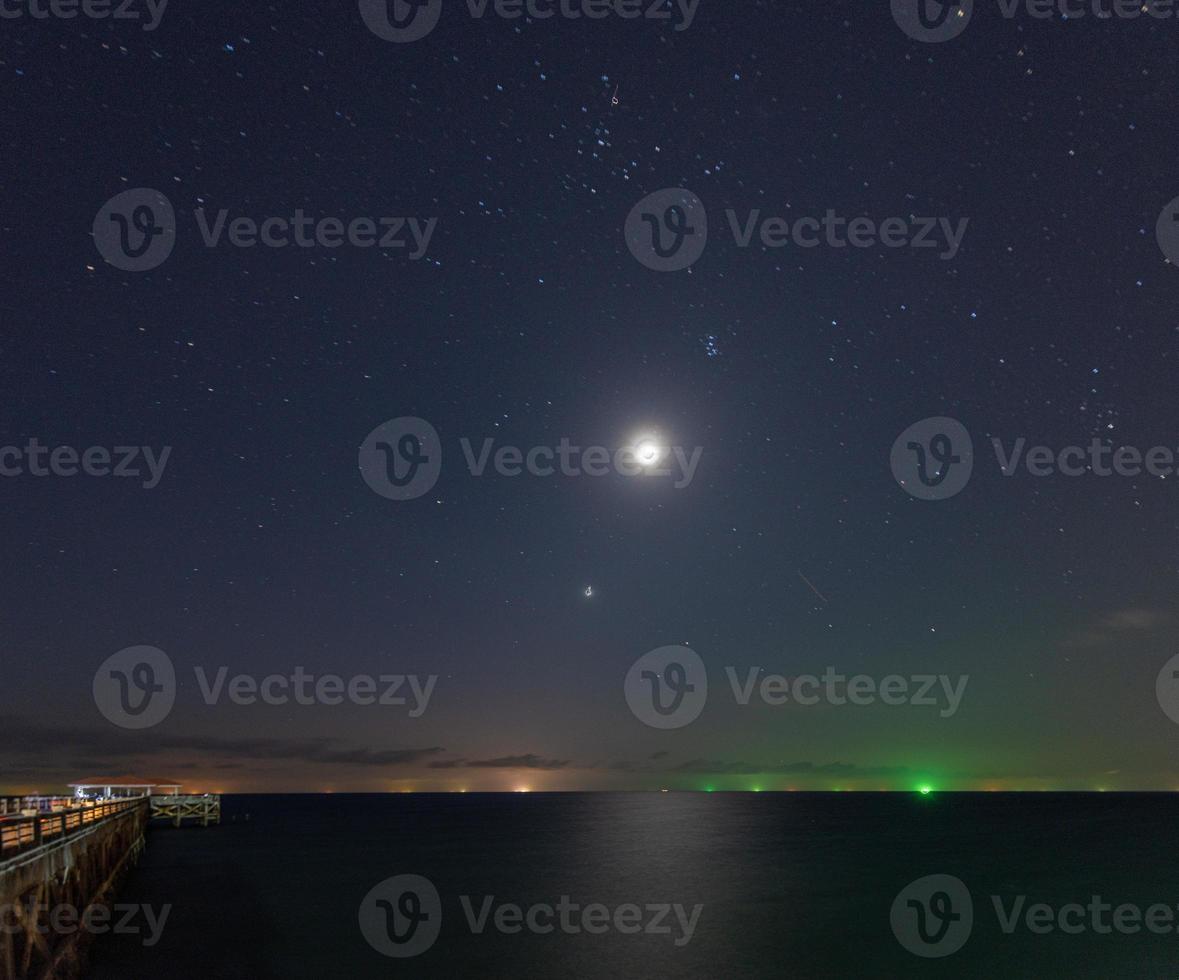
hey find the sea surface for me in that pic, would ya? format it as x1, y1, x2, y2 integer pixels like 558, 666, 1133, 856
85, 793, 1179, 979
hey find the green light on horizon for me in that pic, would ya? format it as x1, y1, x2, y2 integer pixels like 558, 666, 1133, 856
918, 785, 933, 796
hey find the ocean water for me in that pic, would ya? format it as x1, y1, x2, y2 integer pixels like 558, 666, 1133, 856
85, 793, 1179, 979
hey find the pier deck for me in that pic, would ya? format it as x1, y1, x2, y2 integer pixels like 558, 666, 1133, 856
0, 794, 221, 980
149, 794, 221, 827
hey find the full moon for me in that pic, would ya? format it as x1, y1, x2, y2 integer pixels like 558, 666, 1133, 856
625, 430, 668, 470
635, 442, 661, 466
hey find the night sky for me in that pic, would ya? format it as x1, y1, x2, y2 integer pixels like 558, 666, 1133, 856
4, 0, 1179, 793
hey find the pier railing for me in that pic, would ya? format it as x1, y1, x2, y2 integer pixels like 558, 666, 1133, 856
0, 793, 219, 977
0, 796, 75, 817
149, 793, 221, 827
0, 798, 151, 980
0, 797, 146, 860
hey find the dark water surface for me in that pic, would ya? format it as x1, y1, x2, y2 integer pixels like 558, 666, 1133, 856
85, 793, 1179, 978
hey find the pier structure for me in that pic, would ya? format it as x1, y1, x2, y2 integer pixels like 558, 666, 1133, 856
0, 797, 148, 980
149, 794, 221, 828
0, 779, 221, 980
65, 776, 220, 828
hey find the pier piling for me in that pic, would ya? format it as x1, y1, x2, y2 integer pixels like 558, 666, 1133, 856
0, 792, 221, 980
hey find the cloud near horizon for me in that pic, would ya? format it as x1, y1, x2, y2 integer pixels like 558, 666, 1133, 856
0, 716, 942, 784
0, 715, 444, 771
430, 754, 571, 770
1064, 607, 1168, 650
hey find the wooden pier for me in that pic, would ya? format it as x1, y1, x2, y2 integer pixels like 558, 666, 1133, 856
0, 798, 147, 980
0, 791, 221, 980
149, 794, 221, 828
